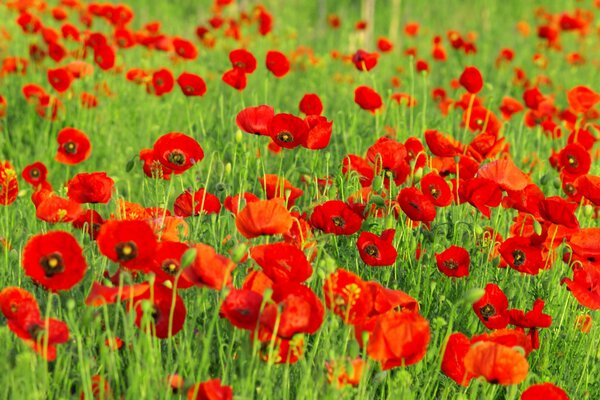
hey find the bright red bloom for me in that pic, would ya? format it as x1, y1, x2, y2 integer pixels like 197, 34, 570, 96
250, 242, 312, 283
464, 342, 528, 385
459, 66, 483, 94
224, 192, 259, 215
235, 198, 293, 239
299, 93, 323, 116
173, 37, 198, 60
521, 383, 569, 400
72, 209, 105, 240
354, 86, 382, 112
173, 189, 221, 217
220, 288, 263, 330
441, 332, 475, 386
139, 148, 173, 180
0, 161, 18, 205
397, 187, 436, 228
436, 246, 470, 277
499, 236, 544, 275
538, 196, 579, 229
567, 85, 600, 114
47, 67, 73, 93
268, 113, 309, 149
352, 49, 379, 71
152, 68, 175, 96
133, 283, 186, 339
365, 310, 430, 370
558, 143, 591, 177
266, 50, 290, 77
153, 132, 204, 173
55, 128, 92, 165
310, 200, 363, 236
94, 45, 115, 70
236, 105, 274, 136
67, 172, 114, 204
377, 37, 393, 52
458, 178, 502, 219
151, 241, 194, 289
176, 72, 206, 97
259, 174, 303, 207
420, 172, 452, 207
22, 231, 87, 291
187, 378, 233, 400
356, 229, 397, 266
562, 263, 600, 310
424, 129, 463, 157
35, 193, 83, 223
229, 49, 257, 73
323, 269, 373, 325
477, 158, 532, 192
366, 137, 410, 186
97, 220, 157, 272
183, 243, 235, 290
304, 115, 333, 150
508, 299, 552, 329
473, 283, 510, 329
222, 68, 247, 90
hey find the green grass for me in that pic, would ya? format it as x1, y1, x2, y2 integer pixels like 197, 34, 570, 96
0, 0, 599, 399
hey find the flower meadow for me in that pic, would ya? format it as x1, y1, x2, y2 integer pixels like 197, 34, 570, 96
0, 0, 599, 398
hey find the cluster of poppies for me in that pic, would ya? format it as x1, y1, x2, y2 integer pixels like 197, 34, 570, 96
0, 0, 598, 398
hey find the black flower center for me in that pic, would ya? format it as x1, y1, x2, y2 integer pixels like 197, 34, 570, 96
40, 252, 64, 277
30, 168, 40, 178
115, 241, 138, 262
276, 131, 294, 143
443, 260, 458, 270
364, 244, 379, 257
161, 259, 179, 275
63, 141, 77, 154
567, 155, 578, 168
332, 216, 345, 227
168, 150, 186, 166
429, 185, 440, 199
512, 249, 526, 267
480, 304, 496, 320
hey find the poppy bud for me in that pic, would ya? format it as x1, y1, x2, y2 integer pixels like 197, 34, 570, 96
235, 130, 243, 143
225, 162, 232, 175
370, 194, 386, 207
552, 177, 561, 189
372, 176, 384, 191
180, 248, 197, 268
230, 243, 248, 263
532, 219, 542, 236
583, 204, 593, 217
462, 288, 485, 305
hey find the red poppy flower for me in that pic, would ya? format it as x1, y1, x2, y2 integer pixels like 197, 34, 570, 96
35, 193, 82, 223
365, 310, 430, 370
499, 236, 544, 275
250, 242, 312, 283
397, 187, 437, 228
236, 105, 274, 136
150, 241, 193, 289
366, 137, 410, 186
356, 229, 397, 266
352, 49, 379, 71
176, 72, 206, 97
464, 342, 528, 385
575, 175, 600, 206
354, 86, 382, 112
459, 66, 483, 94
310, 200, 363, 236
97, 220, 157, 272
72, 209, 105, 240
183, 243, 235, 290
260, 281, 324, 339
436, 246, 470, 277
508, 299, 552, 331
224, 192, 259, 215
477, 158, 532, 192
172, 37, 198, 60
521, 383, 569, 400
22, 231, 87, 292
47, 67, 73, 93
365, 281, 419, 317
173, 188, 221, 217
67, 172, 114, 204
139, 148, 173, 180
259, 174, 303, 207
458, 178, 502, 219
187, 379, 233, 400
473, 283, 510, 329
323, 269, 373, 325
420, 172, 452, 207
266, 50, 290, 77
152, 68, 174, 96
538, 196, 579, 229
424, 129, 463, 157
55, 127, 92, 165
229, 49, 257, 73
220, 288, 263, 330
235, 198, 293, 239
0, 161, 18, 205
567, 85, 600, 114
153, 132, 204, 173
94, 45, 115, 70
304, 115, 333, 150
377, 37, 393, 52
499, 96, 524, 120
299, 93, 323, 116
558, 143, 591, 177
562, 264, 600, 310
132, 283, 186, 339
222, 68, 247, 90
267, 113, 309, 149
441, 332, 475, 386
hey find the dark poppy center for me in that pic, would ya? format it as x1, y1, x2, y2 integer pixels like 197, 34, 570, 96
40, 252, 65, 277
27, 324, 45, 340
567, 155, 578, 168
331, 216, 345, 227
276, 131, 294, 143
161, 259, 179, 275
429, 185, 440, 199
475, 118, 484, 127
63, 141, 77, 154
168, 150, 186, 166
512, 249, 526, 267
364, 244, 379, 257
30, 168, 40, 178
383, 168, 394, 178
443, 260, 458, 270
184, 85, 195, 93
480, 304, 496, 320
564, 183, 576, 195
233, 61, 246, 69
115, 241, 138, 262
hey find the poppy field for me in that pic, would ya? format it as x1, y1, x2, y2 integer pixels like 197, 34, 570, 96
1, 0, 600, 398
